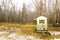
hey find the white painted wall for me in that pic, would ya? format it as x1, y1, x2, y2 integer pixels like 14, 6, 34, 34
36, 16, 47, 30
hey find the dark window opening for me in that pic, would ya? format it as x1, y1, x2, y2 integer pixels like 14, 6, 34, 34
39, 20, 45, 23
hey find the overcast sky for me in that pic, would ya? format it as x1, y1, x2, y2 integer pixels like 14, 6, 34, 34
12, 0, 35, 11
0, 0, 60, 12
11, 0, 58, 11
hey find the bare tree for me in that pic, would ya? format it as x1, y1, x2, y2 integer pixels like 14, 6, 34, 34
22, 3, 27, 24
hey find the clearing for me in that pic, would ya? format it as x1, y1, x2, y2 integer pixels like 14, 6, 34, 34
0, 22, 60, 40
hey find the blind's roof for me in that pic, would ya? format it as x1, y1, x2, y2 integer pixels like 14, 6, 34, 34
34, 16, 47, 20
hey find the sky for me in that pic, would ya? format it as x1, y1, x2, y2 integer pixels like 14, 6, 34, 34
0, 0, 60, 12
12, 0, 35, 11
12, 0, 52, 12
0, 0, 35, 12
0, 0, 51, 11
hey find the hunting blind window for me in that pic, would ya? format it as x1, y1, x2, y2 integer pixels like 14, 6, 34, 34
39, 20, 45, 23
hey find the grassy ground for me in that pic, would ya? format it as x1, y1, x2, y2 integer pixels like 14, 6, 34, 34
0, 22, 60, 39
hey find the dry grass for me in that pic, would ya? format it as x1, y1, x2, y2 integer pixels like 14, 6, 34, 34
0, 22, 60, 39
55, 34, 60, 38
48, 27, 60, 31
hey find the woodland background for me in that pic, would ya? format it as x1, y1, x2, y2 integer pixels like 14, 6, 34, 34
0, 0, 60, 26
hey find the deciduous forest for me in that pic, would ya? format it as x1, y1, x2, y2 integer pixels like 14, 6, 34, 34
0, 0, 60, 25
